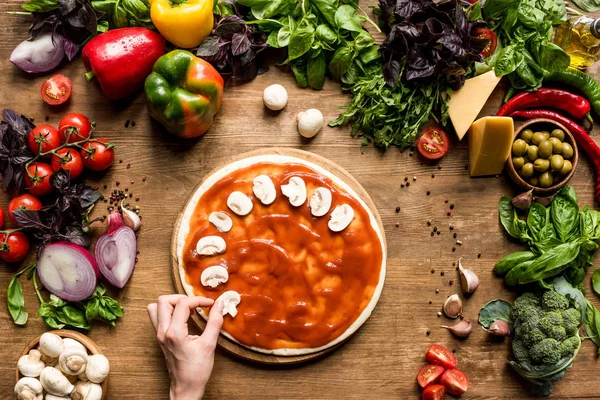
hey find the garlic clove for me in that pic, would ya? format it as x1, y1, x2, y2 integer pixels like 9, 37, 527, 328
18, 349, 45, 378
441, 320, 473, 338
443, 294, 463, 319
252, 175, 277, 205
328, 204, 354, 232
120, 201, 141, 232
196, 236, 226, 256
281, 177, 307, 207
512, 189, 533, 210
216, 290, 241, 318
85, 354, 110, 384
484, 319, 511, 337
40, 367, 75, 396
208, 211, 233, 233
227, 191, 253, 216
458, 258, 480, 295
39, 333, 64, 359
309, 187, 332, 217
200, 265, 229, 288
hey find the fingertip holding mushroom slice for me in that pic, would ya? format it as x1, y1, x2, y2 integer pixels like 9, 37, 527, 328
40, 367, 75, 396
328, 204, 354, 232
18, 349, 45, 378
196, 236, 226, 256
201, 265, 229, 288
281, 177, 307, 207
208, 211, 232, 233
227, 191, 253, 216
253, 175, 277, 205
309, 187, 332, 217
216, 290, 241, 318
15, 377, 43, 400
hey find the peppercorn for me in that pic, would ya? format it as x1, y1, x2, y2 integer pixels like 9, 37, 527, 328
449, 279, 455, 285
406, 182, 410, 187
450, 204, 455, 210
45, 116, 49, 121
426, 330, 431, 336
429, 301, 432, 304
395, 223, 400, 227
142, 176, 147, 181
126, 163, 131, 169
447, 211, 452, 216
453, 233, 457, 239
116, 181, 120, 186
431, 174, 435, 178
404, 177, 408, 182
431, 269, 435, 274
409, 152, 413, 157
413, 176, 417, 181
430, 232, 434, 237
444, 199, 448, 203
435, 289, 440, 294
477, 253, 481, 258
427, 220, 432, 226
125, 120, 130, 128
119, 159, 123, 163
131, 121, 136, 127
437, 231, 441, 235
426, 191, 431, 196
449, 224, 454, 230
452, 247, 456, 252
438, 165, 442, 170
395, 207, 400, 213
131, 180, 135, 184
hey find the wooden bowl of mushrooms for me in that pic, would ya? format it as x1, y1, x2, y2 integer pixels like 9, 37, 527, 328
15, 330, 109, 400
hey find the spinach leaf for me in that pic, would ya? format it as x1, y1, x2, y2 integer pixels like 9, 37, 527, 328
593, 269, 600, 296
334, 5, 362, 33
494, 251, 536, 277
277, 26, 292, 47
307, 53, 327, 90
287, 24, 315, 61
551, 192, 580, 242
478, 299, 512, 329
518, 242, 581, 284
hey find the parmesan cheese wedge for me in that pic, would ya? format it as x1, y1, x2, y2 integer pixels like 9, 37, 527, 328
448, 70, 503, 140
468, 116, 514, 177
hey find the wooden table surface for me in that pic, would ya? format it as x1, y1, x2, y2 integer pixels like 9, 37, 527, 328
1, 1, 600, 399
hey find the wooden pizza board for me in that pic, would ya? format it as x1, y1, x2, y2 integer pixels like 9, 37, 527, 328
170, 148, 387, 365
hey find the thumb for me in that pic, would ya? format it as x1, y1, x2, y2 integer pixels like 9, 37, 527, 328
201, 299, 224, 347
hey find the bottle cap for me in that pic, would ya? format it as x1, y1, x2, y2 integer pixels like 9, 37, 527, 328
592, 19, 600, 39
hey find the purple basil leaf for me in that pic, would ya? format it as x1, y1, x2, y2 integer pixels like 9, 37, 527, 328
63, 38, 78, 60
239, 48, 255, 67
61, 226, 91, 247
81, 3, 98, 34
197, 36, 221, 57
78, 186, 101, 208
3, 109, 34, 137
50, 169, 70, 192
58, 0, 76, 16
383, 59, 401, 86
13, 209, 45, 231
215, 22, 243, 40
231, 33, 251, 56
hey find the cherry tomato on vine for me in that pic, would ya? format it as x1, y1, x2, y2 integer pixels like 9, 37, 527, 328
28, 124, 61, 155
421, 385, 446, 400
417, 365, 445, 389
440, 369, 469, 396
473, 28, 498, 58
0, 207, 4, 229
81, 139, 115, 171
0, 232, 30, 263
40, 74, 72, 106
8, 194, 42, 226
24, 162, 54, 197
425, 345, 457, 370
417, 128, 449, 160
58, 113, 92, 144
51, 148, 84, 179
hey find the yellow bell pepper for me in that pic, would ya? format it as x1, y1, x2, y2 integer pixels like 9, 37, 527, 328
150, 0, 214, 49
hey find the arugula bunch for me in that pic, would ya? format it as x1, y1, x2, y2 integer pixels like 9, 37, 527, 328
482, 0, 570, 91
237, 0, 381, 89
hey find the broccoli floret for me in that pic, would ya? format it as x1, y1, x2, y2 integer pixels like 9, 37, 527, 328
515, 292, 540, 308
530, 338, 562, 365
522, 327, 546, 347
562, 308, 581, 336
512, 339, 531, 364
512, 304, 541, 324
559, 336, 580, 358
539, 311, 567, 341
541, 291, 570, 311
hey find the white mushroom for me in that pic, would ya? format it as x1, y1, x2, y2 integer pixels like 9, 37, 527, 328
227, 191, 253, 216
45, 395, 70, 400
309, 187, 332, 217
61, 339, 86, 354
297, 109, 324, 138
208, 211, 232, 232
328, 204, 355, 232
196, 236, 226, 256
216, 291, 241, 318
71, 381, 102, 400
39, 367, 74, 396
77, 372, 89, 382
252, 175, 276, 205
40, 353, 58, 367
263, 84, 288, 111
201, 265, 229, 288
85, 354, 109, 384
18, 349, 45, 378
281, 177, 307, 207
15, 377, 43, 400
39, 333, 64, 358
58, 346, 88, 376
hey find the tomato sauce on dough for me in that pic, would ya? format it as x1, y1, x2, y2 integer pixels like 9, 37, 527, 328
181, 162, 384, 350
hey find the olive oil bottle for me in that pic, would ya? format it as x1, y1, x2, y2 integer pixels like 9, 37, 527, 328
554, 16, 600, 69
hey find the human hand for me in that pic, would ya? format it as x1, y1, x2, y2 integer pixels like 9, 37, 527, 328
147, 295, 224, 400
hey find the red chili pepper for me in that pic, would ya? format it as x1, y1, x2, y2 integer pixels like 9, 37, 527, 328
510, 109, 600, 202
498, 88, 593, 123
81, 28, 166, 100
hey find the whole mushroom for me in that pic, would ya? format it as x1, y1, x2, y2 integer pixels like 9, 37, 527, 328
39, 333, 64, 359
297, 109, 323, 138
85, 354, 110, 384
263, 84, 288, 111
14, 377, 43, 400
39, 367, 74, 397
18, 349, 45, 378
45, 395, 71, 400
58, 346, 88, 376
71, 381, 102, 400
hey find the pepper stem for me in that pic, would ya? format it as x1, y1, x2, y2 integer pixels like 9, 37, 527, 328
586, 112, 594, 126
85, 71, 95, 81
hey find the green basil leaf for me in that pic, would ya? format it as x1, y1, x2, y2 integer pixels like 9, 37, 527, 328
104, 298, 124, 317
551, 192, 580, 242
55, 305, 90, 330
354, 30, 375, 51
504, 259, 534, 286
584, 300, 600, 351
478, 299, 513, 329
266, 30, 281, 48
287, 24, 315, 61
580, 207, 600, 240
334, 5, 362, 33
49, 294, 67, 308
494, 251, 536, 277
494, 45, 525, 77
329, 45, 353, 80
359, 45, 380, 65
7, 275, 28, 326
307, 53, 326, 90
43, 315, 65, 330
316, 24, 337, 44
534, 224, 561, 254
518, 242, 581, 284
99, 307, 117, 322
22, 0, 59, 12
468, 1, 483, 21
537, 42, 570, 73
527, 202, 549, 242
593, 269, 600, 297
290, 60, 309, 88
122, 0, 152, 23
277, 26, 292, 47
86, 298, 100, 321
311, 0, 338, 27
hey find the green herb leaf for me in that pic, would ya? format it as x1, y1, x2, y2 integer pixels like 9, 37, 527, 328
277, 26, 292, 47
478, 299, 512, 329
290, 60, 309, 88
494, 251, 536, 277
527, 202, 549, 243
494, 45, 525, 77
551, 192, 580, 242
518, 242, 581, 284
287, 24, 315, 61
22, 0, 58, 12
593, 269, 600, 297
7, 274, 28, 325
504, 259, 534, 286
307, 53, 327, 90
312, 0, 338, 27
334, 5, 362, 32
553, 276, 587, 322
584, 300, 600, 351
329, 45, 353, 80
498, 197, 528, 241
54, 305, 90, 330
316, 24, 337, 44
86, 298, 100, 321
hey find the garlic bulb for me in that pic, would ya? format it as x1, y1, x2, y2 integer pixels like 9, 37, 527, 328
121, 201, 141, 232
441, 320, 472, 338
458, 258, 480, 294
443, 294, 463, 318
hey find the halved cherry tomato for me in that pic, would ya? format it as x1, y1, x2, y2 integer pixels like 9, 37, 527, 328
51, 148, 84, 179
81, 139, 115, 171
425, 345, 457, 370
41, 74, 72, 106
440, 369, 469, 396
28, 124, 61, 155
25, 162, 54, 197
8, 194, 43, 226
0, 231, 30, 263
59, 113, 93, 144
417, 128, 449, 160
474, 28, 498, 58
421, 384, 446, 400
417, 365, 445, 389
0, 207, 4, 229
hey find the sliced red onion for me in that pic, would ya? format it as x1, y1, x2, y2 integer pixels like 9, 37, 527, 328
10, 33, 65, 73
37, 242, 99, 302
95, 211, 137, 289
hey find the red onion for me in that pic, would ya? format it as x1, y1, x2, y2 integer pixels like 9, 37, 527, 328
37, 242, 99, 302
94, 211, 137, 289
10, 33, 65, 73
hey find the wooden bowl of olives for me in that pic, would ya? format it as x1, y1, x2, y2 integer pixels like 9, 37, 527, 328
506, 118, 578, 196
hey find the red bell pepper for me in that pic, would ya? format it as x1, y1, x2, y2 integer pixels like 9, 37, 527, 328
81, 28, 165, 100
